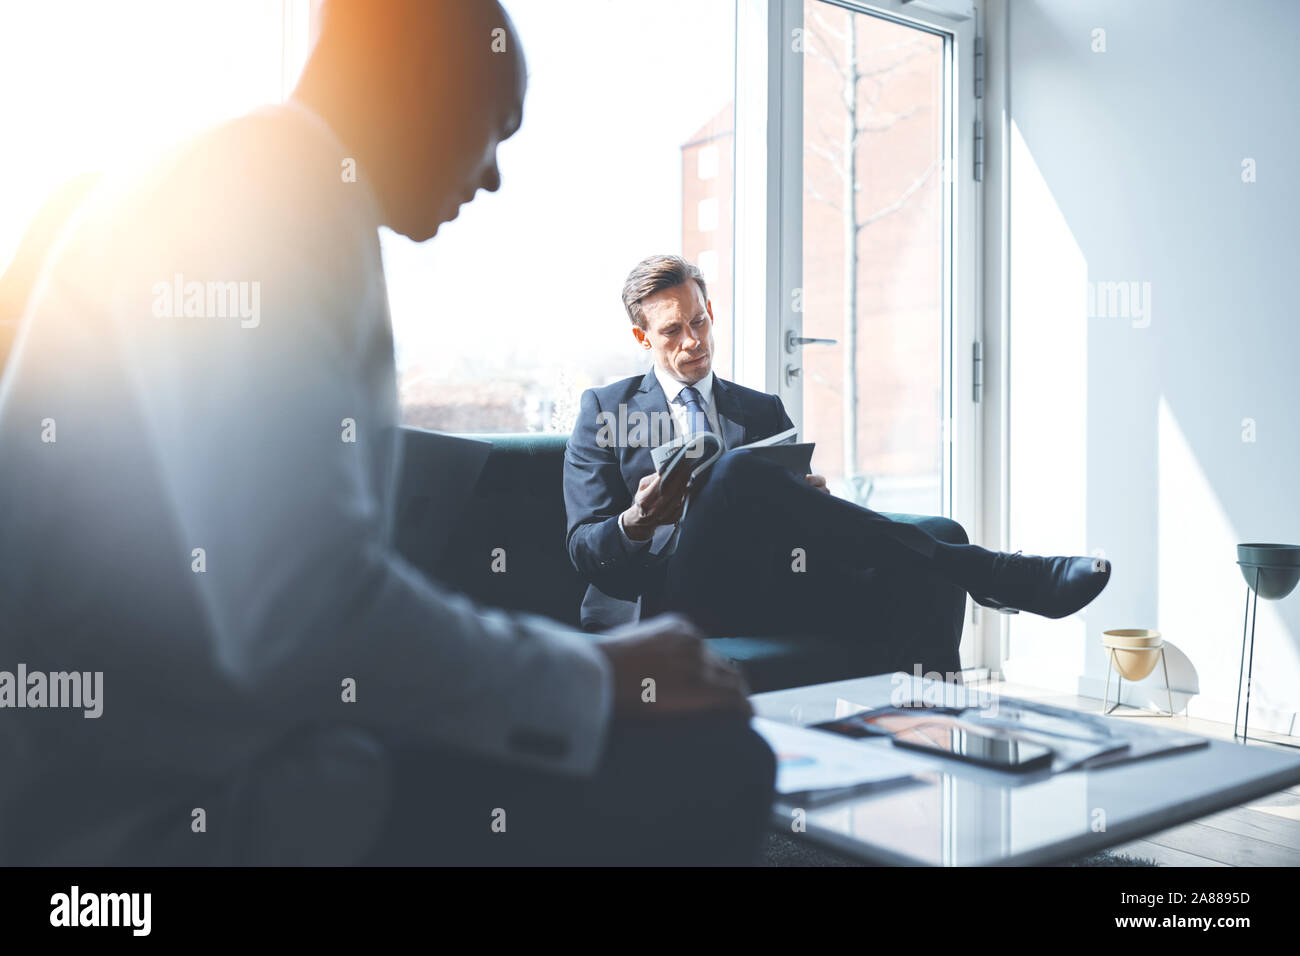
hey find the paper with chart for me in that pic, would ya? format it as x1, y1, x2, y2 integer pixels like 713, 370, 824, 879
751, 717, 923, 795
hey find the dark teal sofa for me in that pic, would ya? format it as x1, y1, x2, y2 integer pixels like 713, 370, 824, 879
394, 429, 968, 692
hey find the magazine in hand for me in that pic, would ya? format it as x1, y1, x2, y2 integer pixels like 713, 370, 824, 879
651, 426, 813, 486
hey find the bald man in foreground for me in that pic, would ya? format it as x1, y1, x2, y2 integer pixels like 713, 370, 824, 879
0, 0, 772, 866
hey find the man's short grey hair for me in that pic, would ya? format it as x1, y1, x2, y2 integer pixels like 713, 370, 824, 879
621, 254, 708, 330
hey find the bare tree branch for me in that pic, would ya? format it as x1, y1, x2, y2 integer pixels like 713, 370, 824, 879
855, 158, 939, 233
864, 77, 886, 111
811, 109, 841, 147
810, 372, 841, 393
852, 105, 921, 147
803, 38, 843, 79
806, 141, 846, 180
805, 181, 840, 213
857, 46, 932, 80
809, 8, 846, 46
805, 17, 847, 80
850, 35, 928, 70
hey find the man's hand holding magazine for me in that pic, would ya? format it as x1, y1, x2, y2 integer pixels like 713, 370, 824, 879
620, 466, 694, 541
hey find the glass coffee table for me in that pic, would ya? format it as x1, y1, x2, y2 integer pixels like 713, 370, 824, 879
750, 673, 1300, 866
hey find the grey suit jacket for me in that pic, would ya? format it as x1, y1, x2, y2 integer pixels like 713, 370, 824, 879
0, 102, 611, 864
563, 368, 795, 631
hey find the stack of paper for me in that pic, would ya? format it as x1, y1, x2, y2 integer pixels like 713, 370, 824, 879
751, 717, 923, 796
880, 694, 1208, 772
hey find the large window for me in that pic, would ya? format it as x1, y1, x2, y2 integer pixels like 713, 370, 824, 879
0, 0, 312, 270
384, 0, 738, 434
3, 0, 972, 526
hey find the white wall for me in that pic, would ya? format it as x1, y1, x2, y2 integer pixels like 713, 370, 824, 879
1001, 0, 1300, 734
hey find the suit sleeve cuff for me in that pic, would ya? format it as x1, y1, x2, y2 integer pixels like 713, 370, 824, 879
618, 511, 652, 552
529, 624, 614, 775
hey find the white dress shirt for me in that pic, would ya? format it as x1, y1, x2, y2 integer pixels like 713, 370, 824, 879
0, 101, 612, 863
654, 364, 724, 447
618, 364, 725, 553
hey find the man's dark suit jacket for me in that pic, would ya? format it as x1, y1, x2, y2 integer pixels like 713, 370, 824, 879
564, 367, 795, 631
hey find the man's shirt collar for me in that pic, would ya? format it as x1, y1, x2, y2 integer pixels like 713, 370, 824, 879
654, 364, 714, 408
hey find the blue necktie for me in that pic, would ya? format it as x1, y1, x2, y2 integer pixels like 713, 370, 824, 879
653, 385, 709, 558
678, 385, 708, 439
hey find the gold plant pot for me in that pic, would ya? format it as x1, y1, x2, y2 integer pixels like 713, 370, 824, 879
1102, 629, 1163, 682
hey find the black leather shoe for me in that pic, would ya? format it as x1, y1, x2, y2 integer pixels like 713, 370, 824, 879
970, 552, 1111, 619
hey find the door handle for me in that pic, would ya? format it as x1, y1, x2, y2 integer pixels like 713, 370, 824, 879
785, 330, 838, 354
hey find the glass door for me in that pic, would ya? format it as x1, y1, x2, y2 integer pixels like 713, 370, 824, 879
796, 1, 948, 515
774, 0, 983, 666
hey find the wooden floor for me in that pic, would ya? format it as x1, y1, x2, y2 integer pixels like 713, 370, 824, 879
975, 679, 1300, 867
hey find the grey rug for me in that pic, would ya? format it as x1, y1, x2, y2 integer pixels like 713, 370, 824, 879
760, 831, 1158, 866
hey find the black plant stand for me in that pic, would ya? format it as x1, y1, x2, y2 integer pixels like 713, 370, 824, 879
1235, 560, 1300, 750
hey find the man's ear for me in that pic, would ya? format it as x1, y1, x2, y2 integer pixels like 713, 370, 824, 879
706, 299, 715, 324
631, 324, 651, 349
